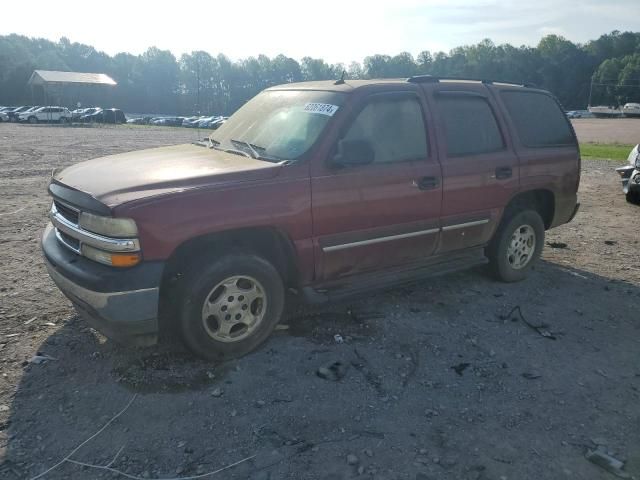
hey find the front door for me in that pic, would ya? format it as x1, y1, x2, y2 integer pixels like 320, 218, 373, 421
311, 89, 443, 281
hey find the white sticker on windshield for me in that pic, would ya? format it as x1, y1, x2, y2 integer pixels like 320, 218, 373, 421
303, 103, 339, 116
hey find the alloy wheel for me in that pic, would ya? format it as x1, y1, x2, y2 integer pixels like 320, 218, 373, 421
201, 275, 267, 343
506, 224, 536, 270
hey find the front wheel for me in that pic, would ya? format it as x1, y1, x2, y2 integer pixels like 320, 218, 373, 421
28, 116, 38, 124
626, 189, 640, 204
179, 253, 285, 360
487, 210, 545, 282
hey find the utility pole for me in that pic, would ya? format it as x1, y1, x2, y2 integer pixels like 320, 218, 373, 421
196, 58, 201, 116
588, 74, 594, 108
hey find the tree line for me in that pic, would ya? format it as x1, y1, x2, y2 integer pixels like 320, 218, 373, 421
0, 31, 639, 115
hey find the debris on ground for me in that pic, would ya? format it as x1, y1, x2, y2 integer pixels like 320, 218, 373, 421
604, 240, 617, 246
210, 387, 223, 397
317, 361, 349, 381
560, 268, 589, 280
27, 354, 57, 365
547, 242, 568, 249
522, 372, 542, 380
585, 449, 630, 478
334, 334, 344, 344
346, 453, 359, 465
501, 306, 558, 340
451, 362, 470, 376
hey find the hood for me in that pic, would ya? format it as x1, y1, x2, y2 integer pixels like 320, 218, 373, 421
53, 144, 283, 207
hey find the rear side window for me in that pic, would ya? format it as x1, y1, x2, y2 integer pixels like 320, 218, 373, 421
343, 95, 428, 164
501, 91, 574, 147
436, 95, 504, 157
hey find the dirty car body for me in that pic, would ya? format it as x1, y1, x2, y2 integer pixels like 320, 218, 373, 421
42, 77, 581, 358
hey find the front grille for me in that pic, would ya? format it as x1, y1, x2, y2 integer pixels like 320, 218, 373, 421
54, 200, 79, 224
57, 229, 81, 253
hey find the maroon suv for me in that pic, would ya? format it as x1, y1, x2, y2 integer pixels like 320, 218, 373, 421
42, 76, 580, 359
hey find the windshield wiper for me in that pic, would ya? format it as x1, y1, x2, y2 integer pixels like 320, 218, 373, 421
229, 139, 285, 163
230, 139, 262, 159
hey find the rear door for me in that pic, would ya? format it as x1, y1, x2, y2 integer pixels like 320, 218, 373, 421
311, 87, 443, 281
422, 83, 519, 253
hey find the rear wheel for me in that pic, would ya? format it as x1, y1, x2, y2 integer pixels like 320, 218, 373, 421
179, 253, 285, 360
59, 117, 68, 124
487, 210, 545, 282
626, 189, 640, 204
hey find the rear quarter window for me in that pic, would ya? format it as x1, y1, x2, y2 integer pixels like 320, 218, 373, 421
501, 91, 574, 147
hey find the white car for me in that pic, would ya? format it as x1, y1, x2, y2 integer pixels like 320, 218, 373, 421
0, 110, 8, 122
18, 106, 71, 124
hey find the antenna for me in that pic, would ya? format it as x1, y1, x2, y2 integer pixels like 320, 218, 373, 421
334, 70, 346, 85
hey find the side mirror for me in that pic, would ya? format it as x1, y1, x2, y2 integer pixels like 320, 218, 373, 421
332, 139, 375, 167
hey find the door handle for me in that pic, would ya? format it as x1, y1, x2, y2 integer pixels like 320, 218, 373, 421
495, 166, 512, 179
413, 176, 440, 190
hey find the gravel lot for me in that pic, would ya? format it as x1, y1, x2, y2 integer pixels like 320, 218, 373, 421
0, 121, 639, 480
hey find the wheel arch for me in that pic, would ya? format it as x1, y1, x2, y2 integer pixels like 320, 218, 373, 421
502, 189, 555, 229
160, 226, 300, 298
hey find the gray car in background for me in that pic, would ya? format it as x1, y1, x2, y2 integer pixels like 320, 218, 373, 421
616, 144, 640, 203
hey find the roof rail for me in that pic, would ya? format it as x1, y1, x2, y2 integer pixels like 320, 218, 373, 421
407, 75, 536, 88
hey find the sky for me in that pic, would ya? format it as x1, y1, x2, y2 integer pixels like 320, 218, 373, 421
2, 0, 639, 64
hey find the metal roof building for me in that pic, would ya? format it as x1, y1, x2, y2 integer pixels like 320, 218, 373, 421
27, 70, 117, 109
28, 70, 117, 87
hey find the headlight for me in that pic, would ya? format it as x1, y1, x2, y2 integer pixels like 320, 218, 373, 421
79, 212, 138, 237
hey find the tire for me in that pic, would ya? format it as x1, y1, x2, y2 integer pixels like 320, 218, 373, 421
28, 116, 38, 124
59, 117, 67, 124
487, 209, 545, 282
179, 253, 285, 360
626, 189, 640, 204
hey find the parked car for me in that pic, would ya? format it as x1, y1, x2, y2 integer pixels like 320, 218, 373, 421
615, 144, 640, 203
565, 110, 581, 119
0, 110, 8, 122
127, 117, 152, 125
150, 116, 184, 127
197, 116, 225, 128
211, 117, 227, 129
81, 108, 126, 124
181, 116, 201, 127
78, 108, 103, 122
5, 105, 34, 121
72, 107, 101, 120
42, 77, 580, 360
17, 106, 42, 117
18, 106, 70, 124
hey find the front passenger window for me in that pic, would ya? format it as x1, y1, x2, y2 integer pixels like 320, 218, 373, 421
342, 96, 428, 164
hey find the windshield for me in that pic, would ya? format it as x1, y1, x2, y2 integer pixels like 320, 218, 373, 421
211, 90, 345, 162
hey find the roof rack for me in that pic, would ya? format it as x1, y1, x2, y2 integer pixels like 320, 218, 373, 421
407, 75, 536, 88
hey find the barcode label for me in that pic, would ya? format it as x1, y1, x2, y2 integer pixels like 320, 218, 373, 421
303, 103, 339, 116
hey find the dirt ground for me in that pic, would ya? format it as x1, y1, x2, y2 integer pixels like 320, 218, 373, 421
572, 118, 639, 144
0, 120, 639, 480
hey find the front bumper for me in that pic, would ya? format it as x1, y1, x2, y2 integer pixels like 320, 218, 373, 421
42, 224, 163, 346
